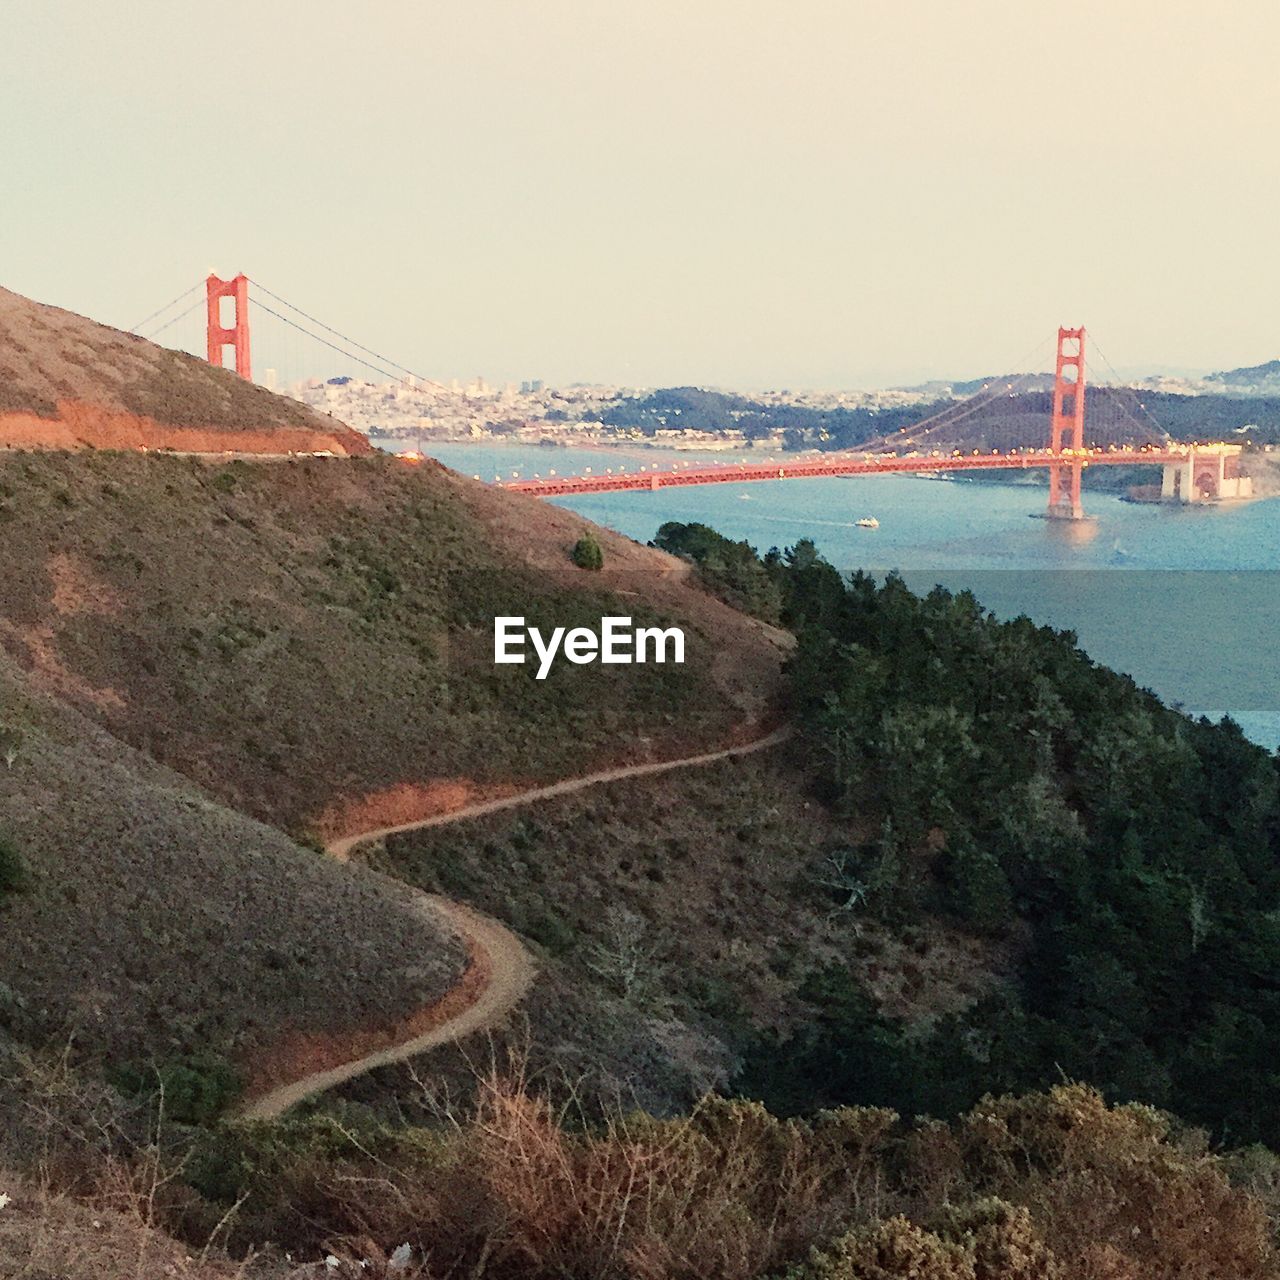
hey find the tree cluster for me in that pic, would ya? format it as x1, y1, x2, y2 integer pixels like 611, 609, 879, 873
732, 547, 1280, 1144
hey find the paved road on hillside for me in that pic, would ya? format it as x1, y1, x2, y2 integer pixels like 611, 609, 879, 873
239, 724, 792, 1119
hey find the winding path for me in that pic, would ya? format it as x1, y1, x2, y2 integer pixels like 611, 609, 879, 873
239, 725, 791, 1119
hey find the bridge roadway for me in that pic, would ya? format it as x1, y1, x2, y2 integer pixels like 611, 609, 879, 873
495, 445, 1204, 497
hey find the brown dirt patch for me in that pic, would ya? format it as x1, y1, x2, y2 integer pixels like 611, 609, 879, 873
0, 619, 126, 710
314, 778, 525, 846
48, 550, 122, 617
0, 399, 368, 456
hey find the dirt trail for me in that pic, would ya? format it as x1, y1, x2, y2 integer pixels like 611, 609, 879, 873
239, 893, 533, 1120
240, 725, 791, 1119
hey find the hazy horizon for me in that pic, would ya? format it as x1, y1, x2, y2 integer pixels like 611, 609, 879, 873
4, 1, 1278, 389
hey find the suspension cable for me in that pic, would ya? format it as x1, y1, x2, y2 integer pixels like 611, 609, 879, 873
247, 279, 447, 391
141, 297, 205, 340
1086, 332, 1171, 442
128, 281, 203, 335
862, 333, 1057, 451
901, 335, 1055, 438
250, 299, 420, 385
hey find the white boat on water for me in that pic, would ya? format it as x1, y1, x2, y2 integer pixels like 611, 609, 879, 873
856, 516, 880, 529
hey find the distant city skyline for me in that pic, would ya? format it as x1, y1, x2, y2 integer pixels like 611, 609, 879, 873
3, 1, 1278, 389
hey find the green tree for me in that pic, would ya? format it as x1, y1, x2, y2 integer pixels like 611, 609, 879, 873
571, 533, 603, 570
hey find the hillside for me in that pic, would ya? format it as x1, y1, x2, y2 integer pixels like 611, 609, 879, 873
0, 285, 370, 455
1205, 357, 1280, 394
0, 647, 464, 1096
0, 451, 785, 837
348, 748, 1004, 1118
5, 295, 1280, 1276
0, 293, 786, 1134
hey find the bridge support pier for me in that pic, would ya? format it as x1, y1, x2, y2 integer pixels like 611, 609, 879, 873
1048, 459, 1084, 520
206, 273, 251, 380
1046, 326, 1087, 519
1161, 446, 1253, 503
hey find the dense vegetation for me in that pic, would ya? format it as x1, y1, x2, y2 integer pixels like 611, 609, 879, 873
704, 545, 1280, 1147
8, 1040, 1276, 1279
0, 832, 27, 897
654, 521, 785, 622
571, 532, 604, 569
172, 1080, 1273, 1277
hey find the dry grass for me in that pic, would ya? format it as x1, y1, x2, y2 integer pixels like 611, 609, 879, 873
163, 1069, 1280, 1280
0, 283, 365, 446
4, 1042, 1275, 1279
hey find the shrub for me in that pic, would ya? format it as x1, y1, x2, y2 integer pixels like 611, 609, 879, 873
797, 1216, 973, 1279
571, 534, 604, 570
109, 1053, 241, 1125
940, 839, 1013, 937
0, 836, 29, 897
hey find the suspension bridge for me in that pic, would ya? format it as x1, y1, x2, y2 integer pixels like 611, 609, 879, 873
132, 274, 1252, 520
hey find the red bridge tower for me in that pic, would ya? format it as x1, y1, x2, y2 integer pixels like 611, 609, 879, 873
206, 273, 251, 380
1047, 325, 1086, 519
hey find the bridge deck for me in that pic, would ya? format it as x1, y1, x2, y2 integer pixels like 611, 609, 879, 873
496, 446, 1207, 497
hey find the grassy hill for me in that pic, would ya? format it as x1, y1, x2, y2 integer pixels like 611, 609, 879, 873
5, 287, 1280, 1276
0, 450, 785, 837
0, 291, 785, 1138
0, 648, 464, 1099
0, 284, 371, 455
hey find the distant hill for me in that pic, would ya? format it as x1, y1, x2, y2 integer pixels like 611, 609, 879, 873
790, 386, 1280, 453
0, 285, 371, 455
1204, 357, 1280, 395
895, 372, 1057, 397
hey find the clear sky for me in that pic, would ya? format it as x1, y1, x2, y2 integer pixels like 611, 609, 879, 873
2, 1, 1277, 388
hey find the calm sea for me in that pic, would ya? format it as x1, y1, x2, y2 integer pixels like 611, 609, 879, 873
407, 441, 1280, 749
